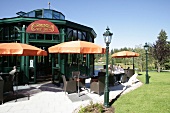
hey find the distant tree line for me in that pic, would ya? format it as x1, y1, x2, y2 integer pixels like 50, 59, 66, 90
95, 29, 170, 72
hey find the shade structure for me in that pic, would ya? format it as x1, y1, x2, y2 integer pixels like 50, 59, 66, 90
111, 51, 139, 58
0, 43, 47, 56
26, 20, 59, 34
48, 40, 105, 97
48, 40, 105, 54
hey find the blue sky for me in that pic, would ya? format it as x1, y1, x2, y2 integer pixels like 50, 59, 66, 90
0, 0, 170, 49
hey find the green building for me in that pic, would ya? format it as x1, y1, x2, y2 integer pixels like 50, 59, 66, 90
0, 8, 97, 84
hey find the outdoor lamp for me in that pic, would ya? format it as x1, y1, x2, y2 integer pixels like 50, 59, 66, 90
144, 42, 149, 84
103, 26, 113, 107
144, 42, 149, 51
103, 27, 113, 44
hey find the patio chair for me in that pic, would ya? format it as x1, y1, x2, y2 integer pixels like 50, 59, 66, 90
127, 69, 134, 79
3, 74, 14, 94
98, 72, 115, 86
90, 75, 105, 95
0, 72, 19, 104
62, 75, 77, 94
13, 72, 30, 102
121, 74, 128, 83
123, 67, 130, 82
72, 71, 86, 89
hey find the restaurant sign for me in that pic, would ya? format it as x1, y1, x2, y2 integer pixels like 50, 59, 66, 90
26, 20, 59, 34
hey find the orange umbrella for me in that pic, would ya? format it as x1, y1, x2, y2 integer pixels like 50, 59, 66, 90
111, 51, 139, 58
48, 40, 105, 54
48, 40, 105, 96
0, 43, 47, 56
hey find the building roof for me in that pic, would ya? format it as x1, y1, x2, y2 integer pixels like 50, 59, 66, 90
0, 8, 97, 38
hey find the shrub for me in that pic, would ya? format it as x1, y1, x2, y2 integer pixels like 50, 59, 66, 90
78, 101, 114, 113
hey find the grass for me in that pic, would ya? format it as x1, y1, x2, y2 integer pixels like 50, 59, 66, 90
113, 71, 170, 113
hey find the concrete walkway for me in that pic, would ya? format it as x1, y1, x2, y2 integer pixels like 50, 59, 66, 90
0, 79, 143, 113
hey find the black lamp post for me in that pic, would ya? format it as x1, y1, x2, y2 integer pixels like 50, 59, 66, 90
103, 26, 113, 107
144, 42, 149, 84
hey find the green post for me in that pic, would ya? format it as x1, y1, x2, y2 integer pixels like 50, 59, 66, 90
145, 49, 149, 84
25, 33, 29, 83
51, 54, 54, 82
103, 27, 113, 108
104, 43, 110, 107
20, 25, 27, 83
144, 42, 149, 84
34, 56, 37, 83
60, 28, 65, 75
87, 54, 90, 76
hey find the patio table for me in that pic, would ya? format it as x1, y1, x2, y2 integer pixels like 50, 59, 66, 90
73, 75, 90, 96
113, 71, 125, 83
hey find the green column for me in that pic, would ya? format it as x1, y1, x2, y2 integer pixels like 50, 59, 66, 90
25, 33, 29, 83
20, 25, 27, 83
51, 54, 55, 82
60, 28, 65, 75
145, 50, 149, 84
104, 43, 110, 107
34, 56, 37, 83
87, 54, 90, 76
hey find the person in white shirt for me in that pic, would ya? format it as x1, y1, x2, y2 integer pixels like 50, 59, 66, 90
9, 66, 17, 76
9, 66, 17, 81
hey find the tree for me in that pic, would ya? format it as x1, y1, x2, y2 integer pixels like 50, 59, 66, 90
152, 29, 170, 72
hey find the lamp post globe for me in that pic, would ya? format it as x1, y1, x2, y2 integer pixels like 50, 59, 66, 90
144, 42, 149, 84
103, 26, 113, 107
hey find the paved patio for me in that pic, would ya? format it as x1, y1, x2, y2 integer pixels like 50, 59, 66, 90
0, 78, 143, 113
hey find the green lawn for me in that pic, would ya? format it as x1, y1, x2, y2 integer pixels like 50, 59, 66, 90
113, 72, 170, 113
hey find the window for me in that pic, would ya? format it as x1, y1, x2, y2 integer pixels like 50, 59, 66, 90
60, 14, 65, 20
0, 27, 3, 40
67, 28, 73, 41
28, 11, 35, 17
82, 32, 86, 41
73, 30, 78, 40
37, 34, 44, 40
29, 34, 36, 39
10, 27, 15, 41
4, 27, 9, 40
53, 12, 60, 19
78, 31, 82, 40
35, 10, 42, 18
45, 34, 52, 40
44, 10, 52, 18
53, 35, 59, 40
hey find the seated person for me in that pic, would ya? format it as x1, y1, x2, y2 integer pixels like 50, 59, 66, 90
9, 66, 17, 80
9, 66, 17, 75
113, 65, 124, 83
119, 66, 125, 73
126, 67, 130, 81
